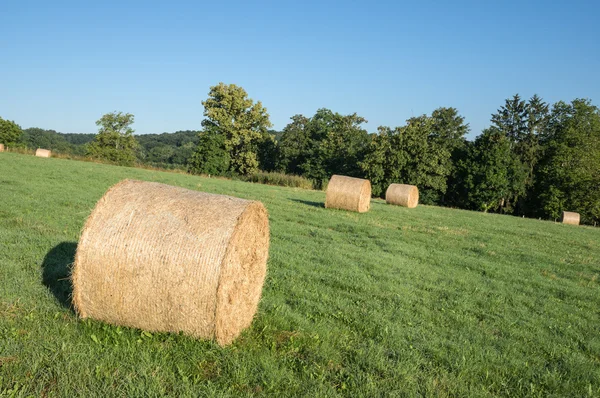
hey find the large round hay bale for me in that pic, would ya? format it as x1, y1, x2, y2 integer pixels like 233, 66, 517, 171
386, 184, 419, 208
0, 144, 4, 152
325, 175, 371, 213
36, 148, 51, 158
72, 179, 270, 345
560, 211, 580, 225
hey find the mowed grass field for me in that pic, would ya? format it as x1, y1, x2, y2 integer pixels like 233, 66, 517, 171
1, 153, 599, 397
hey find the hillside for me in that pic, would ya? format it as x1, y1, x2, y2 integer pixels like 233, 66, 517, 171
1, 153, 599, 397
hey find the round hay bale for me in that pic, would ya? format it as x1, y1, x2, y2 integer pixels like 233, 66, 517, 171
72, 179, 270, 346
36, 148, 51, 158
560, 211, 580, 225
0, 144, 4, 152
386, 184, 419, 208
325, 175, 371, 213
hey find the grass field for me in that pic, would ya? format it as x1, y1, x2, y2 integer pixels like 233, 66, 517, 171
1, 152, 599, 397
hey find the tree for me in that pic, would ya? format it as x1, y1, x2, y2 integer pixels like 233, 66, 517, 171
360, 111, 464, 202
148, 145, 175, 164
256, 132, 277, 172
456, 128, 526, 212
489, 94, 550, 214
491, 94, 529, 144
534, 99, 600, 224
430, 107, 469, 151
429, 107, 470, 204
20, 128, 74, 153
199, 83, 272, 175
360, 126, 403, 197
276, 115, 311, 174
188, 130, 230, 175
277, 109, 369, 186
319, 112, 370, 179
87, 112, 138, 166
0, 117, 23, 146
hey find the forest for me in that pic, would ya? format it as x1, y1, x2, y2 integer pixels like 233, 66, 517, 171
1, 83, 599, 224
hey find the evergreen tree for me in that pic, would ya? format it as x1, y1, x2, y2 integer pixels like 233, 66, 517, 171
490, 94, 549, 214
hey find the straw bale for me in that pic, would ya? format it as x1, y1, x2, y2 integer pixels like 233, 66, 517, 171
325, 175, 371, 213
386, 184, 419, 208
36, 148, 51, 158
0, 144, 4, 152
560, 211, 580, 225
72, 179, 270, 345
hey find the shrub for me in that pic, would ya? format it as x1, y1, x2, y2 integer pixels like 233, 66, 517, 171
242, 171, 314, 190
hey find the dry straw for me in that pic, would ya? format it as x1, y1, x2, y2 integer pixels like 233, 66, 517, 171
560, 211, 580, 225
36, 148, 51, 158
0, 144, 4, 152
325, 175, 371, 213
386, 184, 419, 208
72, 179, 270, 346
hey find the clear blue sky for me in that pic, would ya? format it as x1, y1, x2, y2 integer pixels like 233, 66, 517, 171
2, 0, 599, 139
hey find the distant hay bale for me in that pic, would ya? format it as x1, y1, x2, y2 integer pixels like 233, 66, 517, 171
560, 211, 580, 225
0, 144, 4, 152
72, 179, 270, 346
325, 175, 371, 213
386, 184, 419, 208
36, 148, 51, 158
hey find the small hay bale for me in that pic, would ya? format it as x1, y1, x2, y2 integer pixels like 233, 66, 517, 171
386, 184, 419, 208
72, 179, 270, 346
0, 144, 4, 152
36, 148, 51, 158
560, 211, 580, 225
325, 175, 371, 213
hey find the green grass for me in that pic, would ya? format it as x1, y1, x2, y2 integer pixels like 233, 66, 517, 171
1, 152, 599, 397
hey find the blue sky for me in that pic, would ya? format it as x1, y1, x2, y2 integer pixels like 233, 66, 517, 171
2, 0, 599, 138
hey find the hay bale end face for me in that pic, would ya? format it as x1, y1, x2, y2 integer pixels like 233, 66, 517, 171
325, 175, 371, 213
560, 211, 580, 225
0, 144, 4, 152
386, 184, 419, 208
36, 148, 51, 158
72, 180, 270, 346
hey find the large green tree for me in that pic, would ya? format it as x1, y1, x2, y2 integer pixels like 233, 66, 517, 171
277, 109, 369, 186
196, 83, 272, 175
456, 128, 526, 212
534, 99, 600, 224
361, 109, 467, 202
87, 112, 138, 166
0, 117, 23, 146
491, 94, 550, 214
430, 107, 470, 204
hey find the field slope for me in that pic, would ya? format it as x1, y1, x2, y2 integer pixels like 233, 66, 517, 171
1, 153, 599, 397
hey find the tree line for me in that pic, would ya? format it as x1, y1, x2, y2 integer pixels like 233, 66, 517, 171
1, 83, 598, 224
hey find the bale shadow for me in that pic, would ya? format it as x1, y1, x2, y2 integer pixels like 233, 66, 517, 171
42, 241, 77, 310
290, 199, 324, 208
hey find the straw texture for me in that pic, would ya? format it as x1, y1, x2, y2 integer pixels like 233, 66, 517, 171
0, 144, 4, 152
35, 148, 51, 158
560, 211, 580, 225
325, 175, 371, 213
72, 179, 270, 346
386, 184, 419, 208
